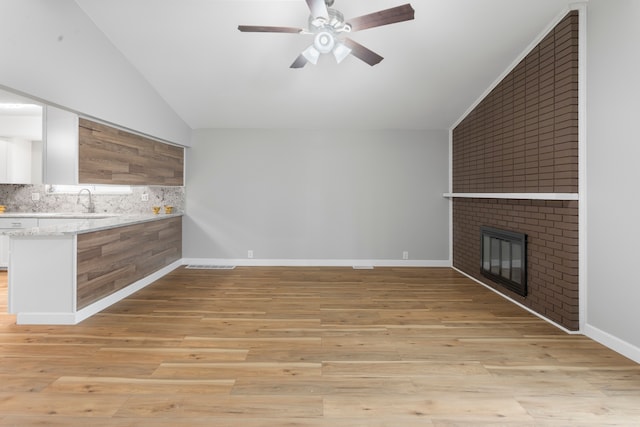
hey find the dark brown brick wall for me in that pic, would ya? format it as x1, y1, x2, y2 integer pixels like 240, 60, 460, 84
451, 12, 580, 331
453, 198, 579, 330
453, 11, 578, 193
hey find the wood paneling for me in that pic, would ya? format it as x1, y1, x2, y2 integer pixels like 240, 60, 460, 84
76, 217, 182, 309
1, 267, 639, 425
78, 119, 184, 186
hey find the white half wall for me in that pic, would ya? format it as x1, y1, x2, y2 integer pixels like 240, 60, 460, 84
184, 129, 450, 264
0, 0, 190, 146
586, 0, 640, 362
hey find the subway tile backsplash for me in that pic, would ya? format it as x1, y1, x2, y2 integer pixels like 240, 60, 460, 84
0, 184, 184, 214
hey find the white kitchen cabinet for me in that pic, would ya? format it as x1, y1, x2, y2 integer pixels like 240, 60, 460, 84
43, 105, 79, 185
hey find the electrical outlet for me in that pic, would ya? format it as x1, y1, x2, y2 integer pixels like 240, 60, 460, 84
402, 251, 409, 260
248, 250, 254, 259
141, 193, 149, 201
31, 192, 40, 201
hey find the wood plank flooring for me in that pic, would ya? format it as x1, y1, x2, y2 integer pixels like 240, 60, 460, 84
0, 267, 638, 426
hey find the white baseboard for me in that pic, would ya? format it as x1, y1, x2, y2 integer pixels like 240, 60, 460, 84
583, 324, 640, 364
181, 258, 451, 268
452, 267, 580, 335
16, 312, 77, 325
15, 260, 183, 325
74, 260, 183, 324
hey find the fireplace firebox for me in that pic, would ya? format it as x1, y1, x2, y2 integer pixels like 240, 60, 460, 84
480, 227, 527, 297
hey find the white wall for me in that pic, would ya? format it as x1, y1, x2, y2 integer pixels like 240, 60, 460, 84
586, 0, 640, 361
0, 0, 190, 146
184, 129, 450, 265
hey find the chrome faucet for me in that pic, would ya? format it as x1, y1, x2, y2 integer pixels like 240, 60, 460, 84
77, 188, 95, 213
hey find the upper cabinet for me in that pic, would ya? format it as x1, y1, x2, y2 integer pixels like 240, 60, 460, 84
0, 89, 43, 184
1, 88, 184, 187
78, 119, 184, 186
43, 105, 79, 185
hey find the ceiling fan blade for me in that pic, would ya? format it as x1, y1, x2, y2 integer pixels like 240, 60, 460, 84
290, 54, 308, 69
306, 0, 329, 19
343, 38, 383, 66
238, 25, 303, 33
347, 3, 415, 32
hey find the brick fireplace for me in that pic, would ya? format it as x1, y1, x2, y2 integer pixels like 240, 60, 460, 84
451, 11, 579, 331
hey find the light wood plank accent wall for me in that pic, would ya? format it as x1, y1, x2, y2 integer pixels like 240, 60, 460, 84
76, 217, 182, 310
78, 118, 184, 185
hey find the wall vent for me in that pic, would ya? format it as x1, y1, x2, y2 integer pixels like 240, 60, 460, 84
186, 265, 236, 270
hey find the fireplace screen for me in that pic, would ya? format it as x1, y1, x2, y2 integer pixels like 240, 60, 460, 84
481, 227, 527, 296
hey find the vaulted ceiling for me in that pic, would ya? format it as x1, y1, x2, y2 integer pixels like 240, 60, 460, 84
74, 0, 573, 130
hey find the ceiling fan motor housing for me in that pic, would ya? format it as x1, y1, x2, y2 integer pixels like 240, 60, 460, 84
309, 8, 348, 33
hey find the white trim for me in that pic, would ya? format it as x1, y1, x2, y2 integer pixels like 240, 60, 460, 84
78, 114, 185, 148
450, 4, 577, 130
181, 258, 451, 268
448, 129, 454, 265
16, 312, 77, 325
443, 193, 579, 200
584, 324, 640, 364
74, 260, 182, 323
575, 2, 588, 334
452, 267, 580, 335
14, 260, 182, 325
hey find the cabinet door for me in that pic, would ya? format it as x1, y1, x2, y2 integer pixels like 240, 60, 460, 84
78, 119, 184, 186
43, 106, 79, 185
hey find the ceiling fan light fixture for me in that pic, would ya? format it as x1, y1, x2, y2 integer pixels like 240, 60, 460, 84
332, 42, 352, 64
301, 45, 321, 64
313, 31, 335, 54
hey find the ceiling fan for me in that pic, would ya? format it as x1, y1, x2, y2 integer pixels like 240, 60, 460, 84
238, 0, 415, 68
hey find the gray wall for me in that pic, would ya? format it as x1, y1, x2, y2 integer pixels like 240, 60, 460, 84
184, 129, 449, 264
586, 0, 640, 355
0, 0, 190, 146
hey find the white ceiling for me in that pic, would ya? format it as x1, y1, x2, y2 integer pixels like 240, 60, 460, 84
74, 0, 573, 131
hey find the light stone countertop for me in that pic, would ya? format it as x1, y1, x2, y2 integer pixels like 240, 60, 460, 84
0, 213, 183, 236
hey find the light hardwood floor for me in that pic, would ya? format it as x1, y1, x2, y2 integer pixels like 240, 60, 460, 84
0, 267, 638, 426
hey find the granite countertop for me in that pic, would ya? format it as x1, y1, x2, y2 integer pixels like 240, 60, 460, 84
0, 213, 183, 236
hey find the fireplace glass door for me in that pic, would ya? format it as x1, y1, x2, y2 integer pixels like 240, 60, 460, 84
481, 227, 527, 296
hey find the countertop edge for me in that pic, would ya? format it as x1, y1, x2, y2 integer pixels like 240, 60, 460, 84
2, 213, 183, 237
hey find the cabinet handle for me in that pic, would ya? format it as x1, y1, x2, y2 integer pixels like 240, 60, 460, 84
11, 222, 23, 228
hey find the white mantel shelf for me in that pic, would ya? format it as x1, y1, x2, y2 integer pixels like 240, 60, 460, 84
443, 193, 579, 201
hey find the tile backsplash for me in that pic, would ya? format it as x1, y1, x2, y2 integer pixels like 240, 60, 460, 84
0, 184, 184, 214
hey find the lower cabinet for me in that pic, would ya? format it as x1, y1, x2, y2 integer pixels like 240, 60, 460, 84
76, 217, 182, 309
8, 216, 182, 324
